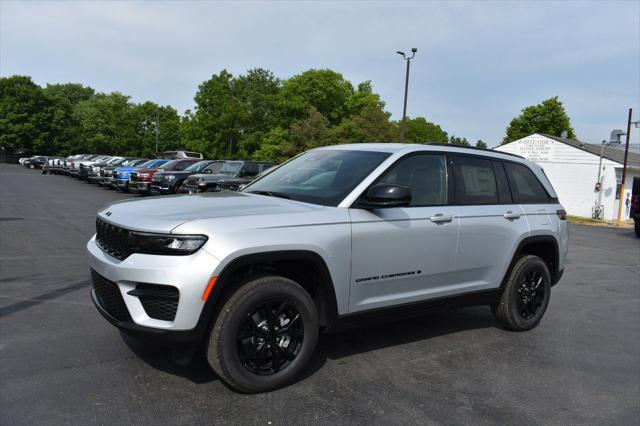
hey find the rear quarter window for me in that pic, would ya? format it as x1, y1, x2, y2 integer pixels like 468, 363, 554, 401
503, 162, 550, 203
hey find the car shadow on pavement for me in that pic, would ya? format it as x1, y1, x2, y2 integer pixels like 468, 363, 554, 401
122, 306, 495, 388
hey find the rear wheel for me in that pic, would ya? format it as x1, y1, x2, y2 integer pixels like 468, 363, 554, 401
207, 275, 318, 393
493, 255, 551, 331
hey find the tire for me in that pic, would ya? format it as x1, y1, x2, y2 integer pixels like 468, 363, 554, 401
207, 275, 319, 393
493, 255, 551, 331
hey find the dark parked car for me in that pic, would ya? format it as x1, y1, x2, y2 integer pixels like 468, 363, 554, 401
22, 156, 46, 169
129, 159, 199, 195
181, 161, 276, 194
150, 160, 225, 195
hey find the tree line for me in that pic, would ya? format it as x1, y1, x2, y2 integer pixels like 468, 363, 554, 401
0, 70, 575, 161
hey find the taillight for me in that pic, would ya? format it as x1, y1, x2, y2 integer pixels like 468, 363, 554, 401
556, 209, 567, 220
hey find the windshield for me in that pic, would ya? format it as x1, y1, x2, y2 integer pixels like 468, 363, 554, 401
185, 161, 211, 172
137, 160, 157, 168
159, 160, 179, 169
243, 150, 390, 206
219, 161, 243, 175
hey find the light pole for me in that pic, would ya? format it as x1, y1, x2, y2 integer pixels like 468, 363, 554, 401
397, 47, 417, 143
154, 110, 160, 156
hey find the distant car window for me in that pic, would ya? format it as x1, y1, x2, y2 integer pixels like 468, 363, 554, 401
504, 162, 550, 203
242, 163, 260, 177
378, 154, 448, 206
453, 156, 498, 205
204, 162, 224, 174
174, 161, 194, 171
260, 164, 275, 173
219, 162, 243, 176
185, 152, 202, 158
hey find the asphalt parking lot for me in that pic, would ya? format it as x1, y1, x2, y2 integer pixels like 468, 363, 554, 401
1, 163, 639, 425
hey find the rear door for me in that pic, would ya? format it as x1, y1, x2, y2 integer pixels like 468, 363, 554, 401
452, 156, 530, 291
349, 153, 459, 312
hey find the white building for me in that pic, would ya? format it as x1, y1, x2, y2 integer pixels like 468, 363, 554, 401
496, 133, 640, 221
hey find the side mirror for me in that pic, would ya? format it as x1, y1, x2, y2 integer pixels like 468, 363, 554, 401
358, 183, 411, 209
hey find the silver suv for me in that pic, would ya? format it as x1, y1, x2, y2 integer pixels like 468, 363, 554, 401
88, 143, 568, 392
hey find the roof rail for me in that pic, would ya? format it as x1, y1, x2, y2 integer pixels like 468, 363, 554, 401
425, 142, 524, 159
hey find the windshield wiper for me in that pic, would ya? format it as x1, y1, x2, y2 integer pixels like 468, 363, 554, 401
247, 190, 291, 199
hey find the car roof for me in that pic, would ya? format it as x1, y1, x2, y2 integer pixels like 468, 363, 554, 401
313, 143, 525, 162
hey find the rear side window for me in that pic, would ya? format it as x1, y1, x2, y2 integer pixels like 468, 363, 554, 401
453, 156, 498, 205
504, 163, 549, 203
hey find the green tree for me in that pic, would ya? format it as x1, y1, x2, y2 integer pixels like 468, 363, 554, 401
44, 83, 95, 155
289, 106, 330, 151
73, 92, 135, 154
0, 75, 55, 154
329, 104, 396, 145
252, 127, 292, 162
475, 140, 488, 149
449, 135, 470, 146
278, 69, 354, 126
502, 96, 575, 144
404, 117, 448, 143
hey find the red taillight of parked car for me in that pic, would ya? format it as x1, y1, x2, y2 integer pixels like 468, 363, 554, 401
556, 209, 567, 220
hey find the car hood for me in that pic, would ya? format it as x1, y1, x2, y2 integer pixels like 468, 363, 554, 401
97, 191, 328, 233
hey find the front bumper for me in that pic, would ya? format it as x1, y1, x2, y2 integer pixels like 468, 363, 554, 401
130, 181, 151, 194
87, 237, 220, 332
179, 184, 208, 194
150, 184, 173, 195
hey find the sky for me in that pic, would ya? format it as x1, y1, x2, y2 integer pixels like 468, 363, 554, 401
1, 0, 639, 146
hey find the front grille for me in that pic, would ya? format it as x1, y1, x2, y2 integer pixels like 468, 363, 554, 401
91, 269, 131, 321
130, 172, 138, 182
186, 177, 199, 187
95, 218, 132, 260
217, 182, 240, 191
134, 284, 179, 321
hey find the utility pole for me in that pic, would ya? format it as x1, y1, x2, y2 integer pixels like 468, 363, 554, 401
616, 108, 632, 225
397, 48, 417, 143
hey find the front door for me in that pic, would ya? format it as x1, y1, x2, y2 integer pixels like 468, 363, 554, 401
348, 153, 459, 313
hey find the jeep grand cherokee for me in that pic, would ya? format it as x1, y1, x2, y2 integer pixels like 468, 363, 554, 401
88, 143, 568, 393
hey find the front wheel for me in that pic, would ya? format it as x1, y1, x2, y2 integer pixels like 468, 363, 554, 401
207, 275, 319, 393
493, 255, 551, 331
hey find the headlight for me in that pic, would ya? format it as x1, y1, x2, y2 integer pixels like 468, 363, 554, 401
130, 232, 208, 255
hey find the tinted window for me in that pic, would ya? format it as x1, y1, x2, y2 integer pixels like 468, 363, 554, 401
492, 161, 513, 204
242, 163, 260, 177
453, 156, 498, 205
174, 161, 195, 171
204, 162, 224, 174
504, 162, 549, 203
378, 154, 448, 206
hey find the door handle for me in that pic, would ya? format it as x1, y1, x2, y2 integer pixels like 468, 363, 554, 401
430, 214, 454, 223
503, 211, 521, 220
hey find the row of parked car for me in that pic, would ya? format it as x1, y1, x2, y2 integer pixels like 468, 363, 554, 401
30, 152, 277, 195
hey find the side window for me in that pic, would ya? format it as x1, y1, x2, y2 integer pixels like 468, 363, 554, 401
503, 162, 550, 203
453, 156, 498, 205
242, 163, 260, 177
492, 161, 513, 204
260, 164, 274, 173
174, 161, 190, 171
378, 154, 448, 206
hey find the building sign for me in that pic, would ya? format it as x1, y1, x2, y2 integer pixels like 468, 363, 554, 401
513, 138, 553, 162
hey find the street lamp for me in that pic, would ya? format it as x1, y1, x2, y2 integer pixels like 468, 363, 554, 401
397, 47, 417, 143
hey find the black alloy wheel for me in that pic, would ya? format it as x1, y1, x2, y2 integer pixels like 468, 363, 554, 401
236, 300, 304, 375
516, 270, 546, 320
